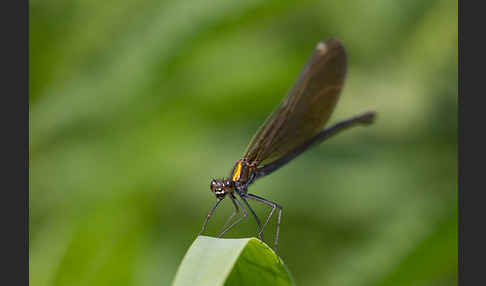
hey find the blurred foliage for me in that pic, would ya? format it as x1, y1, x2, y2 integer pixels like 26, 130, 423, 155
30, 0, 457, 285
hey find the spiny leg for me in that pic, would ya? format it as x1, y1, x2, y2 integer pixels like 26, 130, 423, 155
245, 193, 283, 254
218, 194, 240, 234
236, 190, 263, 240
218, 194, 247, 237
198, 198, 223, 236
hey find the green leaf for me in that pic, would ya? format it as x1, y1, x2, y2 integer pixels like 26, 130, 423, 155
172, 236, 295, 286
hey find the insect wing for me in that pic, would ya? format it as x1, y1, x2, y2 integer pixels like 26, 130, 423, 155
243, 38, 347, 165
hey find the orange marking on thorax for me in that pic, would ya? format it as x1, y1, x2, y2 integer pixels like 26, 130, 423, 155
232, 162, 242, 182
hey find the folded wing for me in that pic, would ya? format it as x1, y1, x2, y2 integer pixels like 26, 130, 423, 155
243, 38, 347, 165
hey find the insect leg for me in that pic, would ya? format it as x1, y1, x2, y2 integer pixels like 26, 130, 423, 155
236, 189, 263, 240
198, 198, 223, 236
218, 194, 240, 233
217, 194, 247, 237
245, 193, 283, 254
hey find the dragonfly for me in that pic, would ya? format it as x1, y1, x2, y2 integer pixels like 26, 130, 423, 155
198, 38, 376, 254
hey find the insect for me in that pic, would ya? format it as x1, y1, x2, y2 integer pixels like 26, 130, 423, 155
198, 38, 376, 254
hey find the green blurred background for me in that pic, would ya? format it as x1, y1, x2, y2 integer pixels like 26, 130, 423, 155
29, 0, 457, 285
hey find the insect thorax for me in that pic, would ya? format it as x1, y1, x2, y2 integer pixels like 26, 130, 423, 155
230, 159, 256, 187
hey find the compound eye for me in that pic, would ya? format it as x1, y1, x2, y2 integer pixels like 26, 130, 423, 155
210, 180, 217, 191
